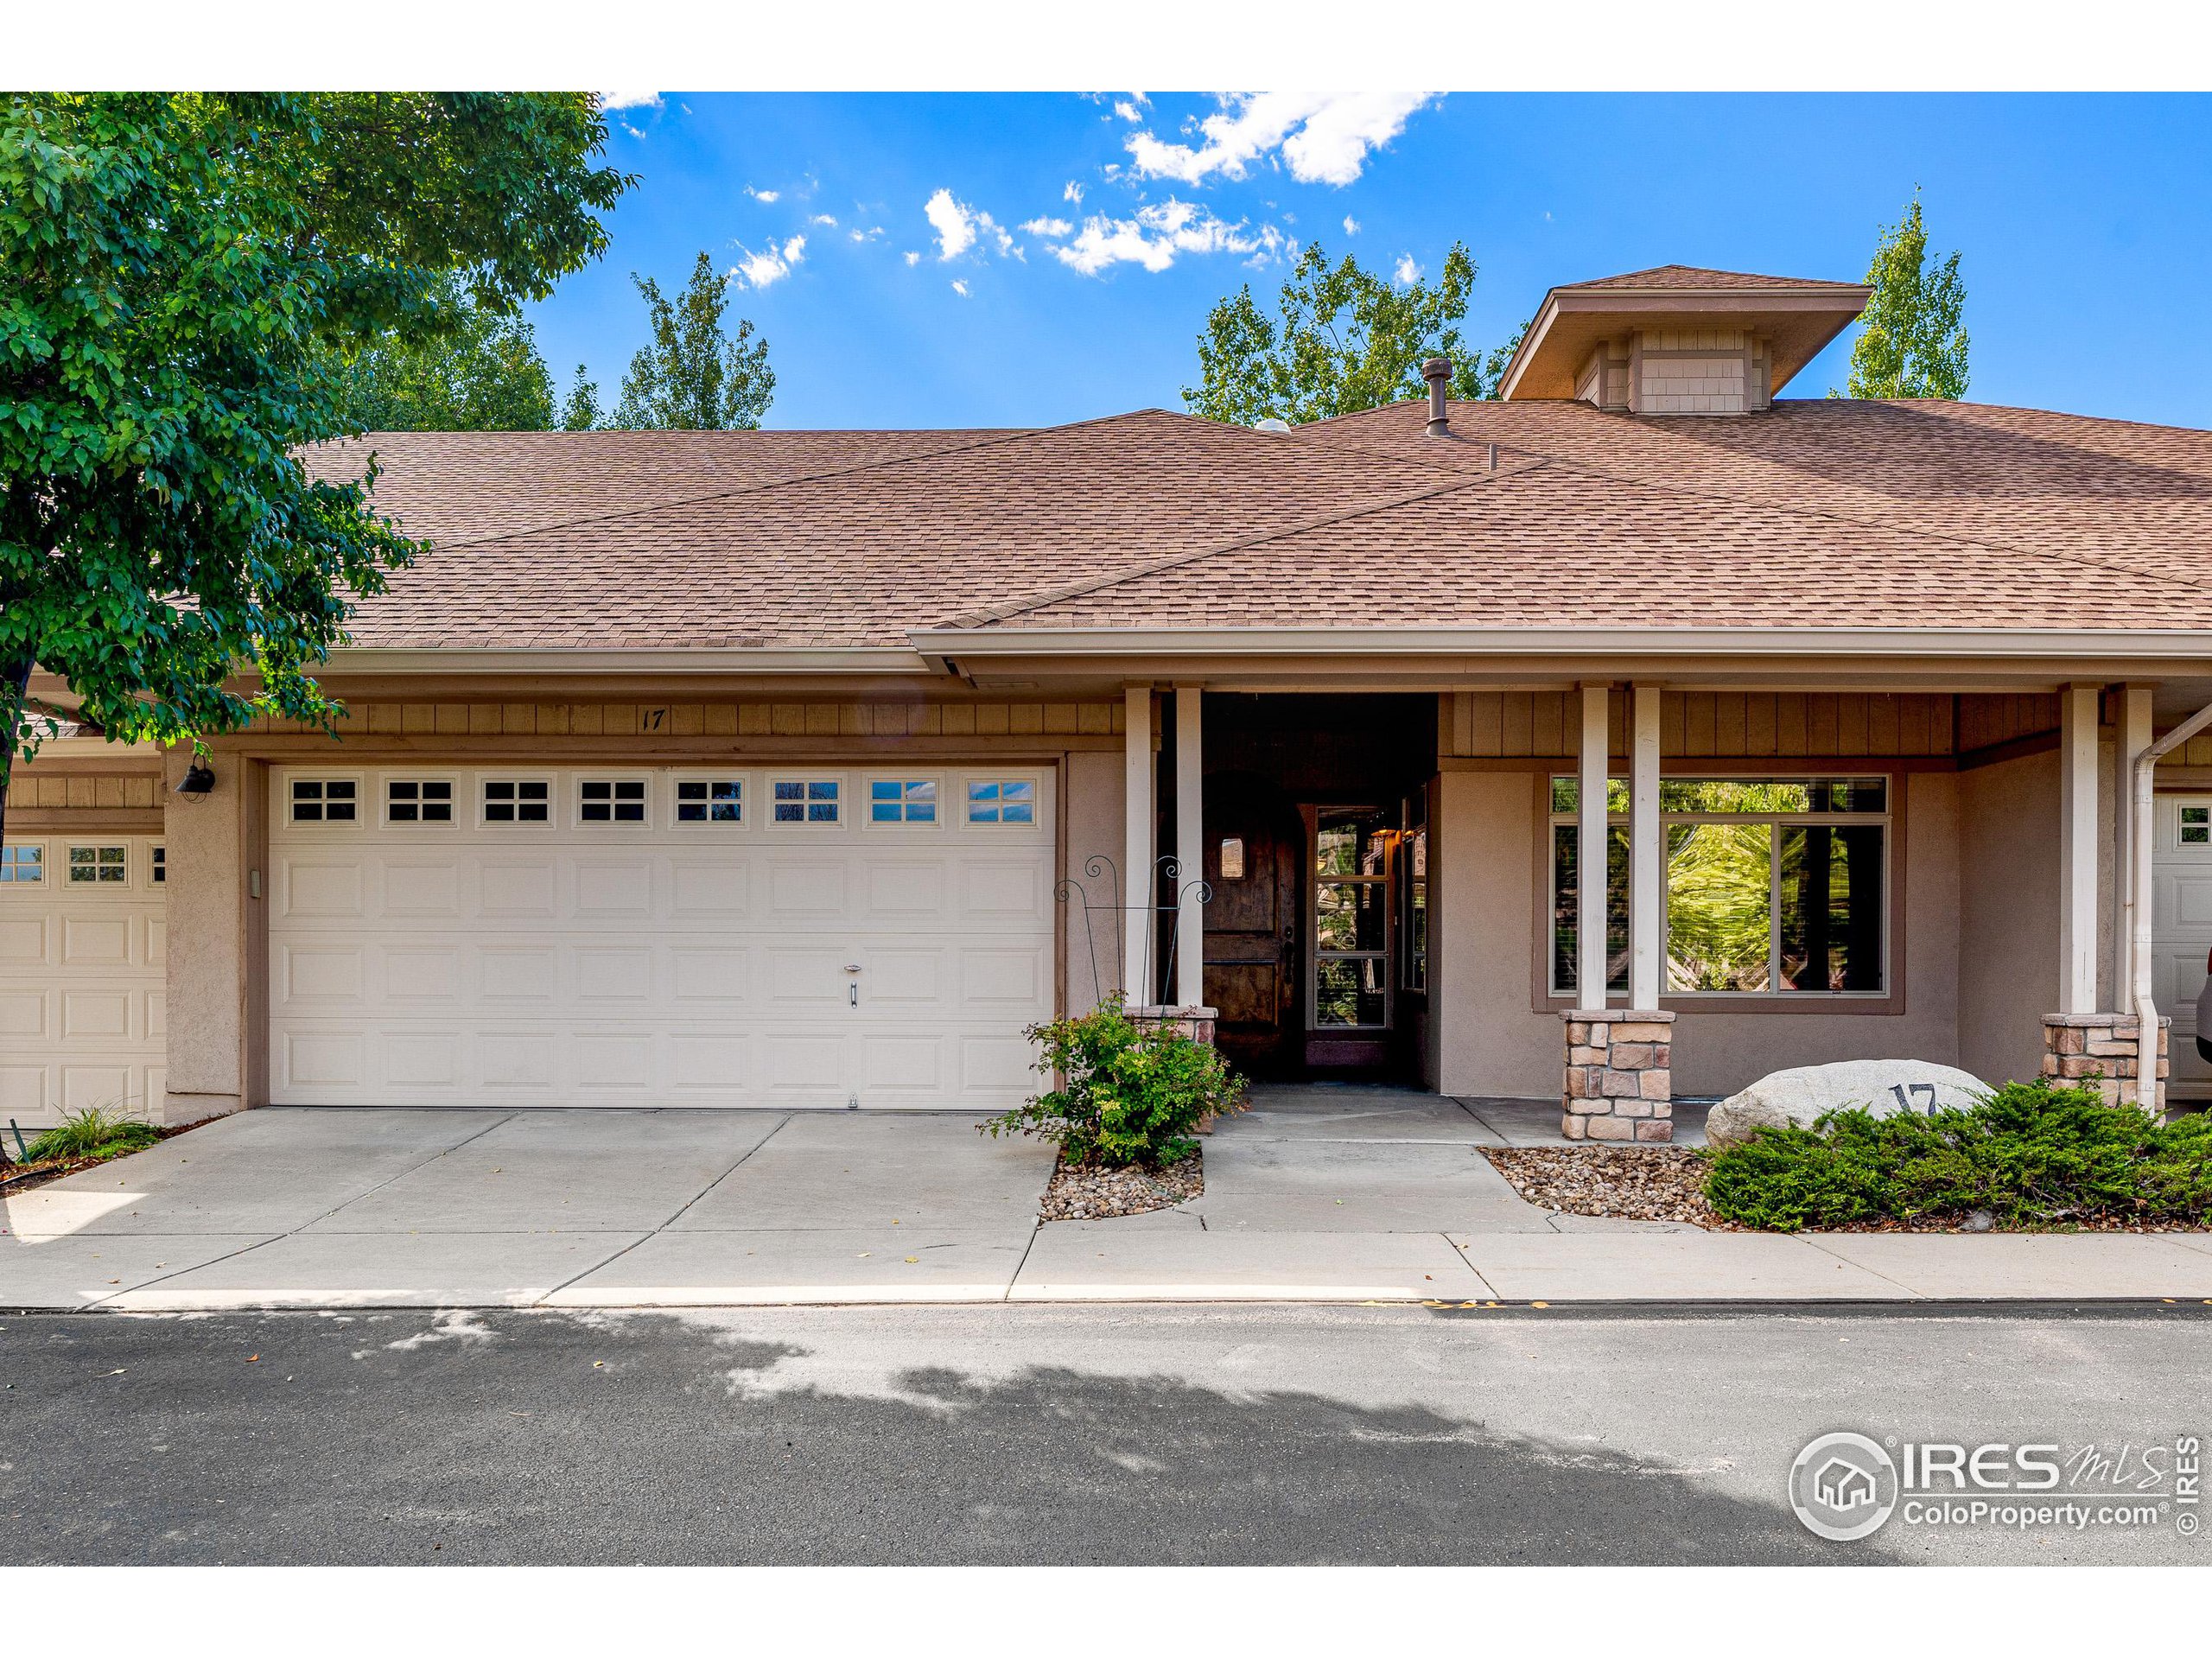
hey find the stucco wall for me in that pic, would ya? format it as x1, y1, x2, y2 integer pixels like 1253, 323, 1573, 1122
1436, 766, 1968, 1101
1063, 749, 1125, 1018
1958, 749, 2061, 1086
162, 747, 255, 1123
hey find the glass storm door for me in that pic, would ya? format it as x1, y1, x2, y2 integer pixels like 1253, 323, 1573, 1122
1310, 806, 1392, 1033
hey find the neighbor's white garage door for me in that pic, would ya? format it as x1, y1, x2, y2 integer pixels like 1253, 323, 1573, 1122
266, 765, 1054, 1109
2155, 792, 2212, 1101
0, 833, 167, 1124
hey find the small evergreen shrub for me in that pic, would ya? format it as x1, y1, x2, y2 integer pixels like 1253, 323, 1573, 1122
25, 1105, 163, 1166
1704, 1078, 2212, 1231
981, 1004, 1247, 1168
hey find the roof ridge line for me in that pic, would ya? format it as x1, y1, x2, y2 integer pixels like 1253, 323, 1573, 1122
941, 455, 1552, 630
414, 410, 1171, 552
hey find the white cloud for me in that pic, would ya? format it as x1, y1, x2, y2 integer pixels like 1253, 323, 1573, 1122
904, 250, 921, 266
1046, 199, 1287, 276
923, 188, 1016, 261
599, 91, 663, 111
745, 185, 781, 204
951, 279, 970, 297
850, 226, 885, 243
1342, 215, 1360, 236
1064, 181, 1085, 205
1113, 99, 1144, 122
810, 213, 838, 227
731, 234, 806, 289
1020, 216, 1074, 237
1124, 92, 1436, 188
1394, 252, 1421, 285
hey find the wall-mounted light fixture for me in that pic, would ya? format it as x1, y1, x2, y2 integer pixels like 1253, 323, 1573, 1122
175, 759, 216, 796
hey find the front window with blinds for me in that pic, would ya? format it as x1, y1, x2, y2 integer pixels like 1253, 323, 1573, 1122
1550, 776, 1889, 997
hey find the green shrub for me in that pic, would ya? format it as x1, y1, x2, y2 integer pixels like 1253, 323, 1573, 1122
980, 1004, 1247, 1168
24, 1105, 163, 1166
1704, 1078, 2212, 1231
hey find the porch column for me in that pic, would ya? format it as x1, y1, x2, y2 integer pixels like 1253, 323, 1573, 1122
2058, 682, 2100, 1014
1629, 683, 1663, 1010
1173, 684, 1204, 1008
2113, 684, 2153, 1009
1122, 684, 1154, 1003
1575, 683, 1611, 1006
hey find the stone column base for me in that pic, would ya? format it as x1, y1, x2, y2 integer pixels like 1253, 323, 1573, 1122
2041, 1013, 2169, 1111
1563, 1009, 1675, 1142
1126, 1002, 1219, 1046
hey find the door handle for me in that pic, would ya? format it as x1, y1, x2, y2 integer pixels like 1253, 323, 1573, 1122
849, 983, 859, 1007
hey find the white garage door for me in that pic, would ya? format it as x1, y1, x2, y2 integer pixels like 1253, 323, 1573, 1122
0, 833, 167, 1125
267, 765, 1055, 1109
2155, 793, 2212, 1100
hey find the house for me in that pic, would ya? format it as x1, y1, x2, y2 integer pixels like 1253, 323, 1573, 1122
10, 264, 2212, 1140
1814, 1457, 1880, 1514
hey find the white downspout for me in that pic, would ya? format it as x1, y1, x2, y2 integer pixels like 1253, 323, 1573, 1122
2131, 700, 2212, 1109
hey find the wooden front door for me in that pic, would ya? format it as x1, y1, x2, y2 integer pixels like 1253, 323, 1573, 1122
1202, 774, 1300, 1076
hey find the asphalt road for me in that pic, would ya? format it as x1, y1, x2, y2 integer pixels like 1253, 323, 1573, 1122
3, 1303, 2207, 1565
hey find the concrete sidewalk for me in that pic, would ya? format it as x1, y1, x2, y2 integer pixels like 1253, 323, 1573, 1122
6, 1094, 2211, 1310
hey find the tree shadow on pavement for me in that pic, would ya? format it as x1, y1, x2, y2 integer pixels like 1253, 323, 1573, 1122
2, 1310, 1886, 1565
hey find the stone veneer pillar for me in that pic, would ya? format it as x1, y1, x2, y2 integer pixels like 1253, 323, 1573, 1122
1562, 1009, 1675, 1141
1126, 1003, 1219, 1046
2041, 1013, 2169, 1111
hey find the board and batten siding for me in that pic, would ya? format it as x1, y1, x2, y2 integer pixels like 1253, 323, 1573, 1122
1443, 691, 1961, 761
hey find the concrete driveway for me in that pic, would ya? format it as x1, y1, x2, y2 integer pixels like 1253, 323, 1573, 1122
10, 1087, 2211, 1309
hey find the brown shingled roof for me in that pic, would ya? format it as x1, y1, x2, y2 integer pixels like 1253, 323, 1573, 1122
321, 393, 2212, 652
1557, 264, 1866, 292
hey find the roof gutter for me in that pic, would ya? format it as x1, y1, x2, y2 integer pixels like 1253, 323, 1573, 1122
907, 626, 2212, 664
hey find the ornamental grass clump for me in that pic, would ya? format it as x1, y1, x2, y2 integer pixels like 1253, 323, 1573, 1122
24, 1104, 162, 1166
1703, 1078, 2212, 1231
981, 1004, 1247, 1169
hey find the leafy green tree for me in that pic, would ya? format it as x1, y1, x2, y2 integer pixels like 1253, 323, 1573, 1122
1842, 193, 1969, 400
559, 364, 605, 431
1182, 242, 1520, 427
1, 93, 631, 841
329, 274, 557, 430
610, 251, 775, 429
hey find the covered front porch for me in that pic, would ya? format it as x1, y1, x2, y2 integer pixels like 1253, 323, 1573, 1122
1096, 675, 2207, 1144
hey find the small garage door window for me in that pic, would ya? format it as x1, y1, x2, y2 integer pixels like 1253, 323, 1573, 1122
580, 779, 648, 824
291, 779, 358, 823
676, 779, 742, 823
387, 779, 454, 823
772, 779, 840, 823
967, 779, 1036, 824
484, 779, 551, 823
69, 845, 129, 885
0, 844, 43, 883
870, 779, 938, 823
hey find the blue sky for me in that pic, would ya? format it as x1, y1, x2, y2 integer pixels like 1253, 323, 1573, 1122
529, 92, 2212, 431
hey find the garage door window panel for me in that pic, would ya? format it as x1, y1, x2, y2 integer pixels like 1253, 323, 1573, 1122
386, 779, 456, 824
772, 779, 842, 825
966, 778, 1038, 825
579, 778, 650, 826
290, 778, 359, 823
483, 779, 552, 825
675, 778, 744, 825
0, 844, 43, 884
69, 845, 130, 886
868, 778, 939, 825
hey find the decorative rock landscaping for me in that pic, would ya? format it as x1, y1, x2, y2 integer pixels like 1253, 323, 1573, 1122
1038, 1151, 1204, 1222
1705, 1058, 1990, 1148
